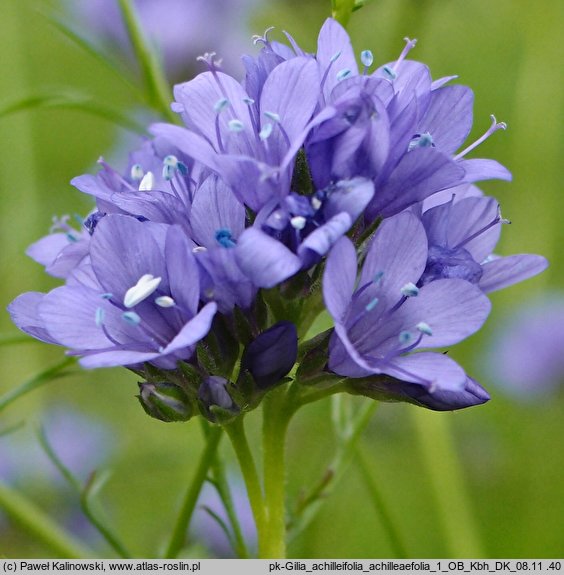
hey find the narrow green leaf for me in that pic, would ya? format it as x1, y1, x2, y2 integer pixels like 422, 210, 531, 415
0, 92, 146, 134
0, 481, 93, 558
0, 357, 76, 414
37, 427, 132, 558
41, 11, 138, 93
117, 0, 177, 122
201, 505, 237, 551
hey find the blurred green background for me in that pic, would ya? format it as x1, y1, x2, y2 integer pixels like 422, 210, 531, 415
1, 0, 563, 559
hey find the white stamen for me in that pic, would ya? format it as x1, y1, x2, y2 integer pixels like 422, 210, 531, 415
130, 164, 144, 181
243, 97, 255, 105
365, 297, 379, 312
122, 311, 141, 325
401, 282, 419, 297
214, 97, 230, 112
263, 111, 280, 122
228, 119, 245, 132
416, 322, 433, 336
311, 197, 322, 210
290, 216, 307, 230
399, 331, 412, 344
155, 296, 176, 308
124, 274, 162, 308
259, 123, 273, 140
360, 50, 374, 68
192, 246, 207, 254
163, 155, 179, 168
138, 171, 155, 191
95, 307, 105, 327
336, 68, 352, 81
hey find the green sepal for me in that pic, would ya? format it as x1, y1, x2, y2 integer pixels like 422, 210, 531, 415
296, 330, 332, 383
232, 306, 254, 346
291, 148, 314, 196
207, 404, 240, 425
137, 381, 194, 423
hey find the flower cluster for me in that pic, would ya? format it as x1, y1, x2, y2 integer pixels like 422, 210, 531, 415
8, 19, 547, 418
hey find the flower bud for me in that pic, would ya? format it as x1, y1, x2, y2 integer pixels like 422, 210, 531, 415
137, 381, 193, 422
198, 376, 240, 423
347, 375, 490, 411
240, 321, 298, 390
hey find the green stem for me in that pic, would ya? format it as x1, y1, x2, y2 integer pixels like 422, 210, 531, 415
410, 410, 484, 557
224, 416, 267, 556
262, 388, 294, 558
355, 444, 408, 558
0, 481, 93, 558
164, 425, 223, 559
210, 454, 250, 558
287, 400, 377, 542
117, 0, 177, 122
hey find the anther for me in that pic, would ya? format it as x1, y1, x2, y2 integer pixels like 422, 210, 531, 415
336, 68, 352, 81
155, 296, 176, 308
398, 331, 412, 344
100, 293, 113, 300
408, 132, 434, 151
215, 228, 236, 248
243, 97, 255, 105
400, 283, 419, 297
95, 307, 105, 327
124, 274, 162, 308
365, 297, 379, 312
311, 197, 322, 210
264, 111, 280, 123
122, 311, 141, 326
228, 119, 245, 132
138, 171, 155, 191
163, 155, 179, 168
130, 164, 144, 181
361, 50, 374, 69
192, 246, 207, 253
214, 97, 230, 113
259, 123, 273, 140
290, 216, 306, 230
416, 322, 433, 336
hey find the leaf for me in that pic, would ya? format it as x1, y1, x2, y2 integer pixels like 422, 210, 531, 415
200, 505, 237, 552
0, 91, 146, 134
41, 10, 138, 92
36, 426, 132, 558
0, 356, 76, 414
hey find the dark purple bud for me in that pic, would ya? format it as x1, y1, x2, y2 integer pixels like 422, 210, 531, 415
241, 321, 298, 390
137, 381, 193, 423
394, 376, 490, 411
198, 376, 239, 423
349, 376, 490, 411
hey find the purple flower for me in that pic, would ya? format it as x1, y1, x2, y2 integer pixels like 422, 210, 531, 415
71, 138, 201, 232
324, 212, 492, 391
26, 215, 91, 279
418, 194, 548, 292
488, 296, 564, 398
152, 56, 321, 212
234, 177, 374, 288
9, 215, 216, 369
